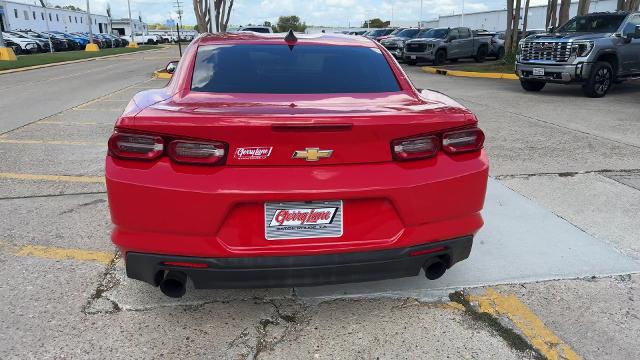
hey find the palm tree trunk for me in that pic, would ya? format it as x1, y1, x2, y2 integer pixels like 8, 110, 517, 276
577, 0, 591, 15
523, 0, 531, 32
219, 0, 227, 32
558, 0, 571, 26
224, 0, 234, 31
505, 0, 514, 54
510, 0, 522, 53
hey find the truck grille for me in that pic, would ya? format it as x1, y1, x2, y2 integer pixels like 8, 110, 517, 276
521, 42, 572, 62
406, 43, 427, 52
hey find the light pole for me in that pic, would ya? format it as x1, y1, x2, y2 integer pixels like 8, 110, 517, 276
127, 0, 138, 47
42, 6, 53, 53
419, 0, 423, 28
391, 2, 394, 25
85, 0, 99, 51
461, 0, 465, 26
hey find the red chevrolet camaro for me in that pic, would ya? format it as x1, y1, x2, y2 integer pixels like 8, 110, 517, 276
106, 31, 488, 298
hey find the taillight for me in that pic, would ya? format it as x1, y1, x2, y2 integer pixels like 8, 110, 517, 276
442, 128, 485, 154
391, 127, 484, 161
108, 132, 164, 160
168, 140, 226, 165
108, 130, 227, 165
392, 135, 440, 161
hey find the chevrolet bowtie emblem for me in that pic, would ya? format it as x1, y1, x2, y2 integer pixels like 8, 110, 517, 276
292, 148, 333, 161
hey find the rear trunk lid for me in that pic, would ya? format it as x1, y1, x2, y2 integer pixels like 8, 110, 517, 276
125, 91, 475, 166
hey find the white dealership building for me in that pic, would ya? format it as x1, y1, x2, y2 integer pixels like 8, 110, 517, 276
394, 0, 618, 31
0, 0, 111, 33
111, 18, 148, 37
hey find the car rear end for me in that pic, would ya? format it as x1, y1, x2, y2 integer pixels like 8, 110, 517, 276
106, 34, 488, 297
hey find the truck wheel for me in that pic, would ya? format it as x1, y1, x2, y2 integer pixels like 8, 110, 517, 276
520, 80, 546, 92
433, 50, 446, 66
582, 61, 613, 98
474, 46, 488, 63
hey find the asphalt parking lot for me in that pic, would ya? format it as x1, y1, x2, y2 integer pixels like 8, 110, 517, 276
1, 46, 639, 359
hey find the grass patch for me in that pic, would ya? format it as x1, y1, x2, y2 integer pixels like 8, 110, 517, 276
447, 60, 516, 74
0, 45, 160, 71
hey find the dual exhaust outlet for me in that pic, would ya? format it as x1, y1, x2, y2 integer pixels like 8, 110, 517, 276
158, 258, 449, 298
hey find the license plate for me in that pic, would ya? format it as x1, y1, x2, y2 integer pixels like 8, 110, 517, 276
533, 68, 545, 76
265, 201, 343, 240
411, 55, 417, 59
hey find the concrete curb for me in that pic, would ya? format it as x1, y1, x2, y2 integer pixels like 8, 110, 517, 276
422, 66, 519, 80
0, 47, 166, 75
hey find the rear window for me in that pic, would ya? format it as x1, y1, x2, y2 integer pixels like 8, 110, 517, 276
191, 44, 401, 94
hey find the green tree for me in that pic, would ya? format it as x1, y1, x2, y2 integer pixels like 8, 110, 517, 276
362, 18, 388, 28
149, 23, 171, 30
62, 5, 82, 11
276, 15, 307, 33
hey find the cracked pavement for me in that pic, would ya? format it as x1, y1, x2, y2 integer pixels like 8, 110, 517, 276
1, 48, 639, 359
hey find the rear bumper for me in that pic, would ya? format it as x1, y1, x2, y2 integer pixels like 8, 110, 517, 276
107, 151, 488, 258
126, 235, 473, 288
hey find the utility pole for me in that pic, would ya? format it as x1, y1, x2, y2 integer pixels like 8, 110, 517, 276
461, 0, 465, 26
126, 0, 137, 47
87, 0, 93, 43
173, 0, 183, 56
419, 0, 423, 28
42, 5, 54, 52
85, 0, 99, 51
391, 2, 394, 25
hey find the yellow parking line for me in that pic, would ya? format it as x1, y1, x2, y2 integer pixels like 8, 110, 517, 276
0, 172, 105, 183
16, 245, 114, 265
468, 288, 581, 360
0, 139, 104, 146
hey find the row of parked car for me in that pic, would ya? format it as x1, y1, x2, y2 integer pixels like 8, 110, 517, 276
1, 29, 132, 54
342, 27, 545, 66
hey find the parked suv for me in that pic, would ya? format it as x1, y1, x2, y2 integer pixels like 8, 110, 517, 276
403, 27, 490, 65
516, 12, 640, 97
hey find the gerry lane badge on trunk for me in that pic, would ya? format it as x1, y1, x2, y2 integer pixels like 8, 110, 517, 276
234, 147, 273, 160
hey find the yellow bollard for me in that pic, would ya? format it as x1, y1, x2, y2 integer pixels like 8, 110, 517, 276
85, 43, 100, 52
0, 47, 18, 61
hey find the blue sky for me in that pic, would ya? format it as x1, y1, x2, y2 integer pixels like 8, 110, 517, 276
17, 0, 545, 27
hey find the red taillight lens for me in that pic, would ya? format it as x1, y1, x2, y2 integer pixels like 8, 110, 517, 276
442, 128, 485, 154
392, 135, 440, 161
108, 132, 164, 160
168, 140, 226, 165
